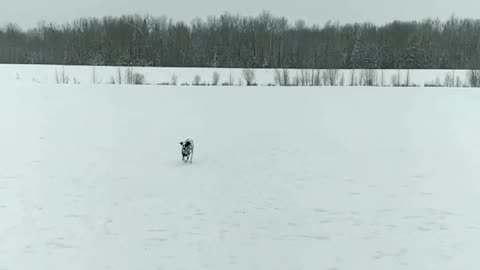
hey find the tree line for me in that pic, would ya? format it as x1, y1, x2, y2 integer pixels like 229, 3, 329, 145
1, 13, 480, 69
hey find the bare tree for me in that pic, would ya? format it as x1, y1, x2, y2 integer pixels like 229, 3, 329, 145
117, 68, 122, 84
321, 70, 329, 85
61, 66, 69, 84
212, 71, 220, 85
55, 69, 60, 84
274, 69, 282, 85
361, 69, 377, 86
243, 68, 256, 86
54, 67, 69, 84
274, 69, 291, 86
339, 72, 345, 86
299, 70, 310, 86
313, 70, 321, 86
350, 70, 356, 86
404, 70, 411, 86
282, 69, 290, 86
468, 70, 480, 87
293, 71, 300, 86
380, 70, 384, 86
299, 70, 305, 86
323, 69, 339, 86
92, 67, 98, 84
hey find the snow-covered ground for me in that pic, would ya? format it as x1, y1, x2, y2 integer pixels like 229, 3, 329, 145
1, 71, 480, 270
0, 64, 473, 87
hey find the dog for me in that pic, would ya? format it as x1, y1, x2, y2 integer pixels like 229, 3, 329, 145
179, 139, 194, 163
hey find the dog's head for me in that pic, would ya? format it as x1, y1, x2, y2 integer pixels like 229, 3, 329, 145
180, 139, 194, 150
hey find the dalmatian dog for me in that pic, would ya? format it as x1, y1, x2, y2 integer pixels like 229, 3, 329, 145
179, 139, 194, 163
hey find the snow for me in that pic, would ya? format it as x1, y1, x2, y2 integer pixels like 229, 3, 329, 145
1, 67, 480, 269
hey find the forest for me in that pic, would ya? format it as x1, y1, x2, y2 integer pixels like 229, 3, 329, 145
0, 12, 479, 69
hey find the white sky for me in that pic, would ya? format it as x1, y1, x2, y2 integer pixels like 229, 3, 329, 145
1, 0, 479, 29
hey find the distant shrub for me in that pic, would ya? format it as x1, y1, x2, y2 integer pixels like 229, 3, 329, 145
424, 78, 444, 87
444, 71, 455, 87
171, 74, 178, 85
125, 68, 145, 85
133, 74, 145, 85
212, 71, 220, 85
391, 74, 399, 87
455, 76, 462, 88
193, 75, 201, 85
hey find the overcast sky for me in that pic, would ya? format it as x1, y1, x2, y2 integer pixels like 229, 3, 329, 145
1, 0, 479, 29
